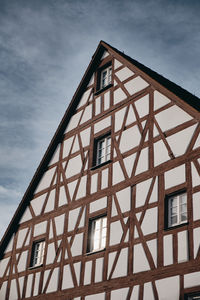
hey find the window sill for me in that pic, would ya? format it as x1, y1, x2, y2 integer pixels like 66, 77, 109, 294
164, 221, 188, 231
28, 264, 43, 270
91, 159, 112, 170
95, 83, 113, 95
86, 248, 106, 256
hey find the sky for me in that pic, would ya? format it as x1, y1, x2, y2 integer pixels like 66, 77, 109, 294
0, 0, 200, 240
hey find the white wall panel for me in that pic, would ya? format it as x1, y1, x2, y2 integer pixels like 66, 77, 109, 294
165, 164, 185, 189
25, 274, 33, 298
0, 257, 10, 277
126, 105, 136, 126
104, 91, 110, 110
34, 221, 47, 237
114, 59, 123, 69
123, 153, 136, 178
136, 178, 152, 208
115, 107, 126, 132
65, 111, 82, 133
18, 277, 24, 298
71, 136, 79, 154
84, 261, 92, 285
167, 124, 197, 157
31, 193, 46, 216
193, 227, 200, 258
147, 239, 157, 267
112, 161, 125, 185
35, 167, 56, 194
109, 221, 123, 246
133, 243, 150, 273
113, 88, 127, 105
58, 186, 67, 207
95, 258, 103, 282
144, 282, 154, 300
101, 168, 108, 189
130, 285, 139, 300
68, 180, 78, 200
66, 155, 82, 178
141, 207, 158, 235
85, 293, 105, 300
44, 189, 55, 213
46, 243, 55, 265
178, 230, 188, 262
77, 88, 92, 108
154, 91, 171, 110
90, 197, 107, 213
164, 234, 173, 266
156, 276, 179, 300
63, 136, 73, 158
0, 281, 7, 300
101, 50, 109, 59
91, 173, 98, 194
119, 125, 141, 153
16, 228, 29, 249
33, 272, 40, 296
155, 105, 192, 132
19, 207, 32, 224
9, 279, 17, 300
17, 250, 28, 272
115, 67, 134, 81
111, 287, 129, 299
124, 76, 149, 95
68, 207, 80, 232
192, 162, 200, 187
87, 74, 94, 87
184, 271, 200, 288
55, 214, 65, 235
135, 147, 148, 175
48, 144, 60, 166
95, 96, 101, 116
135, 94, 149, 118
154, 140, 170, 166
76, 175, 87, 200
80, 104, 92, 125
46, 267, 59, 293
80, 127, 91, 147
94, 116, 111, 133
71, 233, 83, 256
112, 247, 128, 278
62, 265, 74, 289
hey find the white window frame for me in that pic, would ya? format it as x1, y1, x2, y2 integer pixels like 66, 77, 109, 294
168, 192, 187, 227
31, 240, 45, 267
100, 65, 112, 89
89, 216, 107, 252
96, 135, 111, 166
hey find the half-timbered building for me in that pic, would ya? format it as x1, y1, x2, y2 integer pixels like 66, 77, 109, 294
0, 41, 200, 300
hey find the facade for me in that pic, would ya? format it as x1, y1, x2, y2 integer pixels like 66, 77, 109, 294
0, 41, 200, 300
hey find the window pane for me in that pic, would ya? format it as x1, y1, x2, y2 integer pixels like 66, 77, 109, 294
171, 215, 177, 225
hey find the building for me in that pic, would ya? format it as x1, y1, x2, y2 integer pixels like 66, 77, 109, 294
0, 41, 200, 300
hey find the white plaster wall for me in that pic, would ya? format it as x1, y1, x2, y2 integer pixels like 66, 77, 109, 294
119, 125, 141, 153
194, 133, 200, 149
90, 196, 107, 213
165, 164, 185, 189
115, 106, 126, 132
9, 279, 17, 300
31, 193, 46, 216
155, 105, 192, 132
55, 214, 65, 235
0, 281, 7, 300
154, 91, 171, 110
109, 221, 123, 245
113, 88, 127, 105
58, 186, 67, 207
94, 116, 111, 133
25, 274, 33, 298
167, 124, 197, 157
192, 162, 200, 187
80, 127, 91, 147
135, 147, 148, 175
17, 250, 28, 272
68, 207, 80, 232
126, 105, 136, 126
184, 271, 200, 288
0, 257, 9, 277
87, 74, 94, 87
147, 239, 157, 267
114, 186, 131, 214
193, 227, 200, 258
63, 136, 73, 158
16, 228, 29, 249
104, 91, 110, 110
112, 161, 125, 185
154, 140, 170, 166
71, 233, 83, 256
71, 136, 79, 154
65, 111, 82, 133
85, 293, 105, 300
111, 287, 129, 299
101, 168, 108, 189
35, 167, 56, 194
156, 276, 179, 300
124, 76, 149, 95
77, 88, 92, 108
115, 67, 134, 82
95, 257, 103, 282
33, 272, 40, 296
164, 234, 173, 266
74, 262, 81, 285
68, 180, 78, 200
95, 96, 101, 116
84, 260, 92, 285
130, 285, 139, 300
141, 207, 158, 235
112, 247, 128, 278
133, 243, 150, 273
65, 155, 82, 178
144, 282, 154, 300
46, 243, 55, 265
44, 189, 55, 213
76, 175, 87, 200
62, 265, 74, 289
178, 230, 188, 262
114, 59, 123, 69
19, 207, 32, 224
46, 267, 59, 293
101, 50, 109, 59
80, 104, 92, 125
33, 221, 47, 237
134, 94, 149, 118
123, 153, 136, 178
135, 178, 152, 208
48, 144, 60, 166
19, 277, 24, 298
91, 173, 98, 194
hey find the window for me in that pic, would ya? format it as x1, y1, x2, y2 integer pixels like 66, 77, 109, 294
88, 216, 107, 253
100, 65, 112, 89
166, 191, 187, 228
30, 240, 45, 267
185, 292, 200, 300
95, 135, 111, 166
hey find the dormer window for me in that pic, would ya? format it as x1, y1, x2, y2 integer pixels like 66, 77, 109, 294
100, 66, 112, 89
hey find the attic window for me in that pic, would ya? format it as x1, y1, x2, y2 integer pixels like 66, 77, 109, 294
92, 133, 111, 169
100, 65, 112, 89
30, 240, 45, 268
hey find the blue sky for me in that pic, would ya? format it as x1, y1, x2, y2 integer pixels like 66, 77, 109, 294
0, 0, 199, 239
